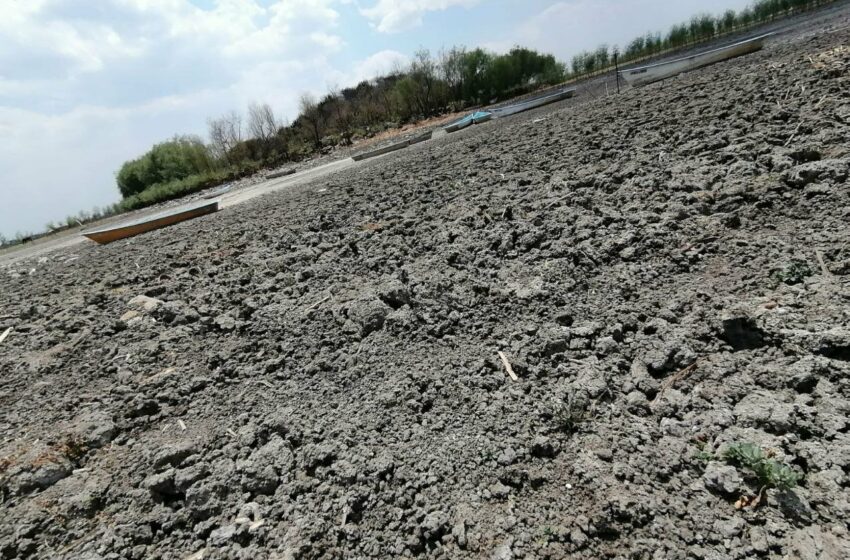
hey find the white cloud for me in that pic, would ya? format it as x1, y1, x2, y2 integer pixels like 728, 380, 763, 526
360, 0, 480, 33
350, 49, 410, 81
0, 0, 359, 236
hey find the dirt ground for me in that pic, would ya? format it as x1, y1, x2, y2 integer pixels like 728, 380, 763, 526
1, 6, 849, 560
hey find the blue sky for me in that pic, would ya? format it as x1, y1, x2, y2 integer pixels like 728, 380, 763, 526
0, 0, 753, 238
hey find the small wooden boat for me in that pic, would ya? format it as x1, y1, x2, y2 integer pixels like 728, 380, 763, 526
620, 33, 771, 87
83, 198, 221, 244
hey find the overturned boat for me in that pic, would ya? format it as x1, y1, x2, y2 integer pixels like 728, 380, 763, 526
83, 198, 221, 244
620, 33, 772, 87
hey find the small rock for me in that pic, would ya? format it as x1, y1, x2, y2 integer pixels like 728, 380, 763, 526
595, 336, 618, 355
348, 297, 391, 337
214, 314, 238, 331
120, 310, 142, 323
595, 448, 614, 462
713, 516, 745, 538
208, 524, 237, 546
626, 390, 649, 410
452, 521, 467, 549
153, 441, 198, 469
128, 295, 163, 313
30, 457, 73, 492
703, 461, 742, 495
174, 463, 210, 491
571, 323, 601, 338
143, 468, 176, 496
490, 539, 513, 560
301, 443, 337, 470
488, 482, 511, 499
782, 158, 849, 187
378, 280, 411, 308
72, 411, 117, 449
497, 447, 517, 466
420, 511, 448, 540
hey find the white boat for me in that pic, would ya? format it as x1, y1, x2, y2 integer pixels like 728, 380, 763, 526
351, 139, 411, 161
490, 87, 576, 118
619, 33, 772, 87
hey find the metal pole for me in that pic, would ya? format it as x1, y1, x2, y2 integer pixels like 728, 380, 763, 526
614, 52, 621, 94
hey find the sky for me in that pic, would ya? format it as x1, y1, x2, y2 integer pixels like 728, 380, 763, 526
0, 0, 754, 238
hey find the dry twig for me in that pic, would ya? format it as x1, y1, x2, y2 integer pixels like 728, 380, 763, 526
816, 250, 833, 280
497, 351, 518, 382
304, 295, 331, 313
653, 360, 699, 406
783, 121, 804, 147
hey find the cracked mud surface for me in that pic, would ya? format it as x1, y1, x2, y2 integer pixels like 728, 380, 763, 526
1, 7, 849, 560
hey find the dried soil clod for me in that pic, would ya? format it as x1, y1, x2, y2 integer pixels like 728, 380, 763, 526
497, 351, 519, 381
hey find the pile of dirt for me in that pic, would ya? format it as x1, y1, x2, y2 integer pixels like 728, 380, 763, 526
1, 8, 849, 560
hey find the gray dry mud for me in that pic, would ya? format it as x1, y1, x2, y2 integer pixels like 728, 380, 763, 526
2, 8, 850, 560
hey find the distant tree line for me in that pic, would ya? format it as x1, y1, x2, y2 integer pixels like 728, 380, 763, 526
114, 47, 566, 203
570, 0, 835, 78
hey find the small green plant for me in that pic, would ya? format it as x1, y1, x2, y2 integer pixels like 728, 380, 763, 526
696, 450, 715, 464
554, 394, 592, 434
723, 443, 801, 491
771, 260, 813, 286
536, 525, 556, 546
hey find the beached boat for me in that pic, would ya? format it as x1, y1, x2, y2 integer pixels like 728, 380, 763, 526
443, 111, 493, 133
619, 33, 771, 87
443, 87, 575, 133
490, 87, 576, 118
351, 139, 411, 161
82, 198, 221, 244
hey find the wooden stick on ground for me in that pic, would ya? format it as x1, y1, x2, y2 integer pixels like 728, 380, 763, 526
783, 121, 804, 147
653, 360, 699, 406
0, 327, 11, 345
304, 295, 331, 314
497, 351, 518, 382
816, 250, 833, 279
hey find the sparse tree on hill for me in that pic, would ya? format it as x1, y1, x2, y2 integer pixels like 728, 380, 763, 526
208, 111, 243, 162
299, 93, 324, 149
247, 103, 279, 144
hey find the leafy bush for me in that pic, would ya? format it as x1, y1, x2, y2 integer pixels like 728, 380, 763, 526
118, 161, 261, 211
723, 443, 801, 491
117, 135, 215, 198
772, 260, 813, 285
554, 394, 592, 434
